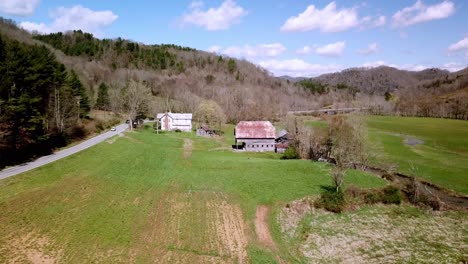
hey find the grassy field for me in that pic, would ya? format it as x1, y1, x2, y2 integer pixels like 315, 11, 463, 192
275, 203, 467, 263
366, 116, 468, 194
306, 115, 468, 194
0, 125, 385, 263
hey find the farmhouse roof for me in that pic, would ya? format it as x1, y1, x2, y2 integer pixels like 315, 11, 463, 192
235, 121, 275, 139
157, 112, 192, 120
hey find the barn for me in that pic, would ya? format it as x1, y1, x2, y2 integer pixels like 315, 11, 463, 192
234, 121, 276, 152
157, 112, 192, 131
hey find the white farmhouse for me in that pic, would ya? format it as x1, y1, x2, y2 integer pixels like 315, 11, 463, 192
157, 112, 192, 131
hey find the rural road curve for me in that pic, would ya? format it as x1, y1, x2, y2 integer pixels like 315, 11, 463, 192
0, 123, 129, 180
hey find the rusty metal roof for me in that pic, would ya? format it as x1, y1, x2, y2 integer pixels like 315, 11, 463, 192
235, 121, 275, 139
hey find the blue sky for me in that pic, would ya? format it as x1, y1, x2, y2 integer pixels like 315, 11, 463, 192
1, 0, 467, 77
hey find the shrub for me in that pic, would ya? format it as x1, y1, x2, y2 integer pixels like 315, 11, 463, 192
344, 185, 402, 206
70, 125, 87, 139
315, 187, 345, 213
175, 128, 182, 133
364, 192, 380, 204
380, 185, 402, 204
281, 146, 299, 160
345, 185, 363, 198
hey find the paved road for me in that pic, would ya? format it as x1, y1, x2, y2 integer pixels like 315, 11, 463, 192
0, 124, 129, 180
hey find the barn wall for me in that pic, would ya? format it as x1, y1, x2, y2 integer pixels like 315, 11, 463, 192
173, 119, 192, 131
237, 138, 275, 152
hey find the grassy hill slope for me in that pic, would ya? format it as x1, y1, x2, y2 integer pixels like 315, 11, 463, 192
0, 125, 385, 263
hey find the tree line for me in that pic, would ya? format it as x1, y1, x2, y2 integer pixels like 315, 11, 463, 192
33, 31, 194, 72
0, 33, 90, 168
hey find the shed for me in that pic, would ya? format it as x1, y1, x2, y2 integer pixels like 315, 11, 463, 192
196, 125, 214, 137
275, 129, 293, 153
234, 121, 276, 152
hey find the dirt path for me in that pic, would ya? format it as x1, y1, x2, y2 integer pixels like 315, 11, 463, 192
183, 139, 193, 159
255, 205, 277, 250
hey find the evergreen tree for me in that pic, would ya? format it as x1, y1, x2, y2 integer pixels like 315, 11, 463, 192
227, 58, 236, 74
67, 70, 90, 117
0, 35, 5, 61
95, 82, 110, 110
0, 34, 70, 168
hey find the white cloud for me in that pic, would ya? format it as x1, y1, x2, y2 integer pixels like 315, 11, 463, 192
358, 42, 379, 55
20, 5, 118, 36
441, 62, 465, 72
361, 61, 430, 71
189, 1, 204, 9
280, 2, 359, 33
362, 60, 391, 68
210, 43, 286, 58
296, 46, 313, 55
360, 15, 386, 28
180, 0, 247, 31
373, 15, 386, 27
207, 45, 222, 53
258, 59, 342, 77
0, 0, 40, 16
297, 42, 346, 56
392, 0, 455, 27
448, 36, 468, 52
315, 41, 345, 57
404, 64, 427, 71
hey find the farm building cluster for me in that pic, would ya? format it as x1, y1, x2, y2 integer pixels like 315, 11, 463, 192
234, 121, 291, 153
156, 112, 290, 153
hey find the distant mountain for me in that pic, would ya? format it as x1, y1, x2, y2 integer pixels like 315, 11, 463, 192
278, 75, 306, 82
311, 66, 457, 95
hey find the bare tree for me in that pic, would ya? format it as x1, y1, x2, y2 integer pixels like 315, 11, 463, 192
109, 82, 125, 116
328, 115, 369, 192
125, 79, 150, 130
50, 85, 79, 133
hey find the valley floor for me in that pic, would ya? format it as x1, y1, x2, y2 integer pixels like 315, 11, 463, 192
0, 124, 466, 263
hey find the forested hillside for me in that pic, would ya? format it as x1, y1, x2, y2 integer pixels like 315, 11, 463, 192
1, 16, 467, 168
27, 25, 320, 122
311, 66, 451, 95
302, 66, 468, 119
0, 32, 90, 168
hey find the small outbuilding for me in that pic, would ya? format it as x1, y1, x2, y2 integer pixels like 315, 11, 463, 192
275, 129, 293, 153
157, 112, 192, 131
234, 121, 276, 152
196, 125, 215, 137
